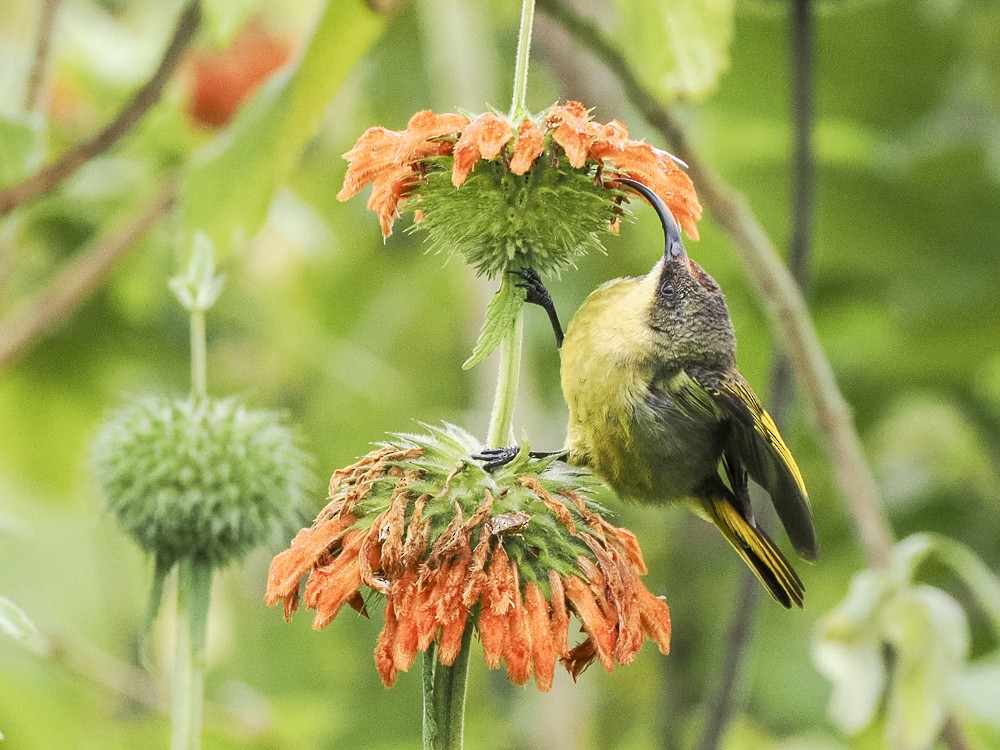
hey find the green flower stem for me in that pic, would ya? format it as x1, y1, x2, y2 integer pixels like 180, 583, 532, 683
171, 559, 212, 750
486, 311, 524, 447
190, 306, 207, 398
509, 0, 536, 121
422, 624, 474, 750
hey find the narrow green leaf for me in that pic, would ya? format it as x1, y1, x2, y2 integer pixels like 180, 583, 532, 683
179, 1, 384, 257
139, 555, 172, 669
463, 276, 525, 370
0, 595, 36, 643
614, 0, 735, 101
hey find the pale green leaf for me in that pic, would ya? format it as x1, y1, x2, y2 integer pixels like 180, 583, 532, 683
891, 533, 1000, 636
614, 0, 735, 101
950, 659, 1000, 729
179, 1, 384, 257
812, 570, 888, 732
0, 595, 36, 643
882, 586, 968, 750
812, 635, 886, 733
463, 276, 524, 370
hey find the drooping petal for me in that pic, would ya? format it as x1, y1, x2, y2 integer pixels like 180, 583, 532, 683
509, 118, 546, 175
525, 580, 558, 691
563, 574, 616, 671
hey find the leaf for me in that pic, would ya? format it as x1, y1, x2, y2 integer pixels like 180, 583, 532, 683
891, 533, 1000, 637
614, 0, 735, 101
882, 586, 968, 750
812, 571, 888, 733
0, 595, 36, 643
463, 275, 524, 370
951, 659, 1000, 729
180, 1, 384, 257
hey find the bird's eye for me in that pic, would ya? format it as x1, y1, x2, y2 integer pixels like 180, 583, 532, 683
659, 281, 674, 298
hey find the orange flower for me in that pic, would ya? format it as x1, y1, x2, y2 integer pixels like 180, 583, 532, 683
337, 101, 701, 242
265, 427, 672, 690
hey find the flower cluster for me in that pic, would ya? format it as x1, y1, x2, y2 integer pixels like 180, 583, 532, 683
265, 424, 671, 690
337, 101, 702, 277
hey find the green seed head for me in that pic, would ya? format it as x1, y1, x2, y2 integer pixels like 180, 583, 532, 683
92, 396, 313, 567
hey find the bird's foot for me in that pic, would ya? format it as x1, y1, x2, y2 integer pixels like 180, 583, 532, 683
473, 446, 520, 472
510, 268, 564, 348
512, 268, 551, 308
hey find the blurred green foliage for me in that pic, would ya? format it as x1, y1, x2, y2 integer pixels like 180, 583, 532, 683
1, 0, 999, 748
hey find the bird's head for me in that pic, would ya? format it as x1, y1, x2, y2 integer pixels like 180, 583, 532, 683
616, 178, 736, 368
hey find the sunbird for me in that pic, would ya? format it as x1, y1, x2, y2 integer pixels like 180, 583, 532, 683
481, 178, 818, 607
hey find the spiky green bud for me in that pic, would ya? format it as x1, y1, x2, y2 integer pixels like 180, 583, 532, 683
92, 396, 312, 567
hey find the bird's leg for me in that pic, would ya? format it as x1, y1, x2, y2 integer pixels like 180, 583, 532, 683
473, 446, 567, 472
512, 268, 564, 348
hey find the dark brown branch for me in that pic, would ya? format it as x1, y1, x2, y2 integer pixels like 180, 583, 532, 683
0, 1, 200, 217
537, 0, 895, 567
0, 183, 177, 369
24, 0, 63, 112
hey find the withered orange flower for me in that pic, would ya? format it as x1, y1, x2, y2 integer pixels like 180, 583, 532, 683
337, 100, 701, 241
265, 428, 672, 691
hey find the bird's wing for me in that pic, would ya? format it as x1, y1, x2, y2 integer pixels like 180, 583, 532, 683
672, 369, 819, 561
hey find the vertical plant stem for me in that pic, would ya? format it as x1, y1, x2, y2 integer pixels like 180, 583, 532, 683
190, 307, 207, 398
486, 311, 524, 446
25, 0, 62, 112
171, 560, 211, 750
509, 0, 536, 120
422, 626, 474, 750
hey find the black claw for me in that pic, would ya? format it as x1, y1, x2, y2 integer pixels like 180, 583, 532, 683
510, 268, 565, 348
472, 446, 520, 472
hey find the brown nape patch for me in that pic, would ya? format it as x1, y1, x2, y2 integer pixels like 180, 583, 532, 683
687, 258, 716, 291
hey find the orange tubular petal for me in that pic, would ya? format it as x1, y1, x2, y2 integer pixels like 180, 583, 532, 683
375, 599, 400, 687
611, 527, 648, 574
562, 575, 616, 671
546, 100, 600, 169
479, 608, 507, 669
562, 638, 597, 681
265, 512, 358, 606
637, 587, 672, 655
304, 531, 365, 629
548, 570, 570, 658
509, 118, 545, 175
525, 581, 558, 692
503, 568, 532, 685
451, 112, 513, 187
438, 609, 470, 666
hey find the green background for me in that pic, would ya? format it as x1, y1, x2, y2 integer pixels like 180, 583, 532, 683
1, 0, 998, 747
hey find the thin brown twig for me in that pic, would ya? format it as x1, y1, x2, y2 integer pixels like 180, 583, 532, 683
0, 183, 177, 369
24, 0, 63, 112
0, 0, 200, 217
537, 0, 894, 567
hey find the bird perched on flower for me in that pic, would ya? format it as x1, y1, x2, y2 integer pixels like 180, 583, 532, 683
482, 178, 818, 608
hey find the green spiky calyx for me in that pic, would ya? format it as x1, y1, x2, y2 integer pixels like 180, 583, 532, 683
360, 423, 611, 584
93, 396, 312, 567
412, 156, 618, 278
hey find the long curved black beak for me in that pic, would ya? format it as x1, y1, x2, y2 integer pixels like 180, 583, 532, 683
615, 177, 687, 261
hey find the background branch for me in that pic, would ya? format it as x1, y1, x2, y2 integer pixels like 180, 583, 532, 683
24, 0, 63, 112
0, 0, 200, 217
0, 183, 177, 369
